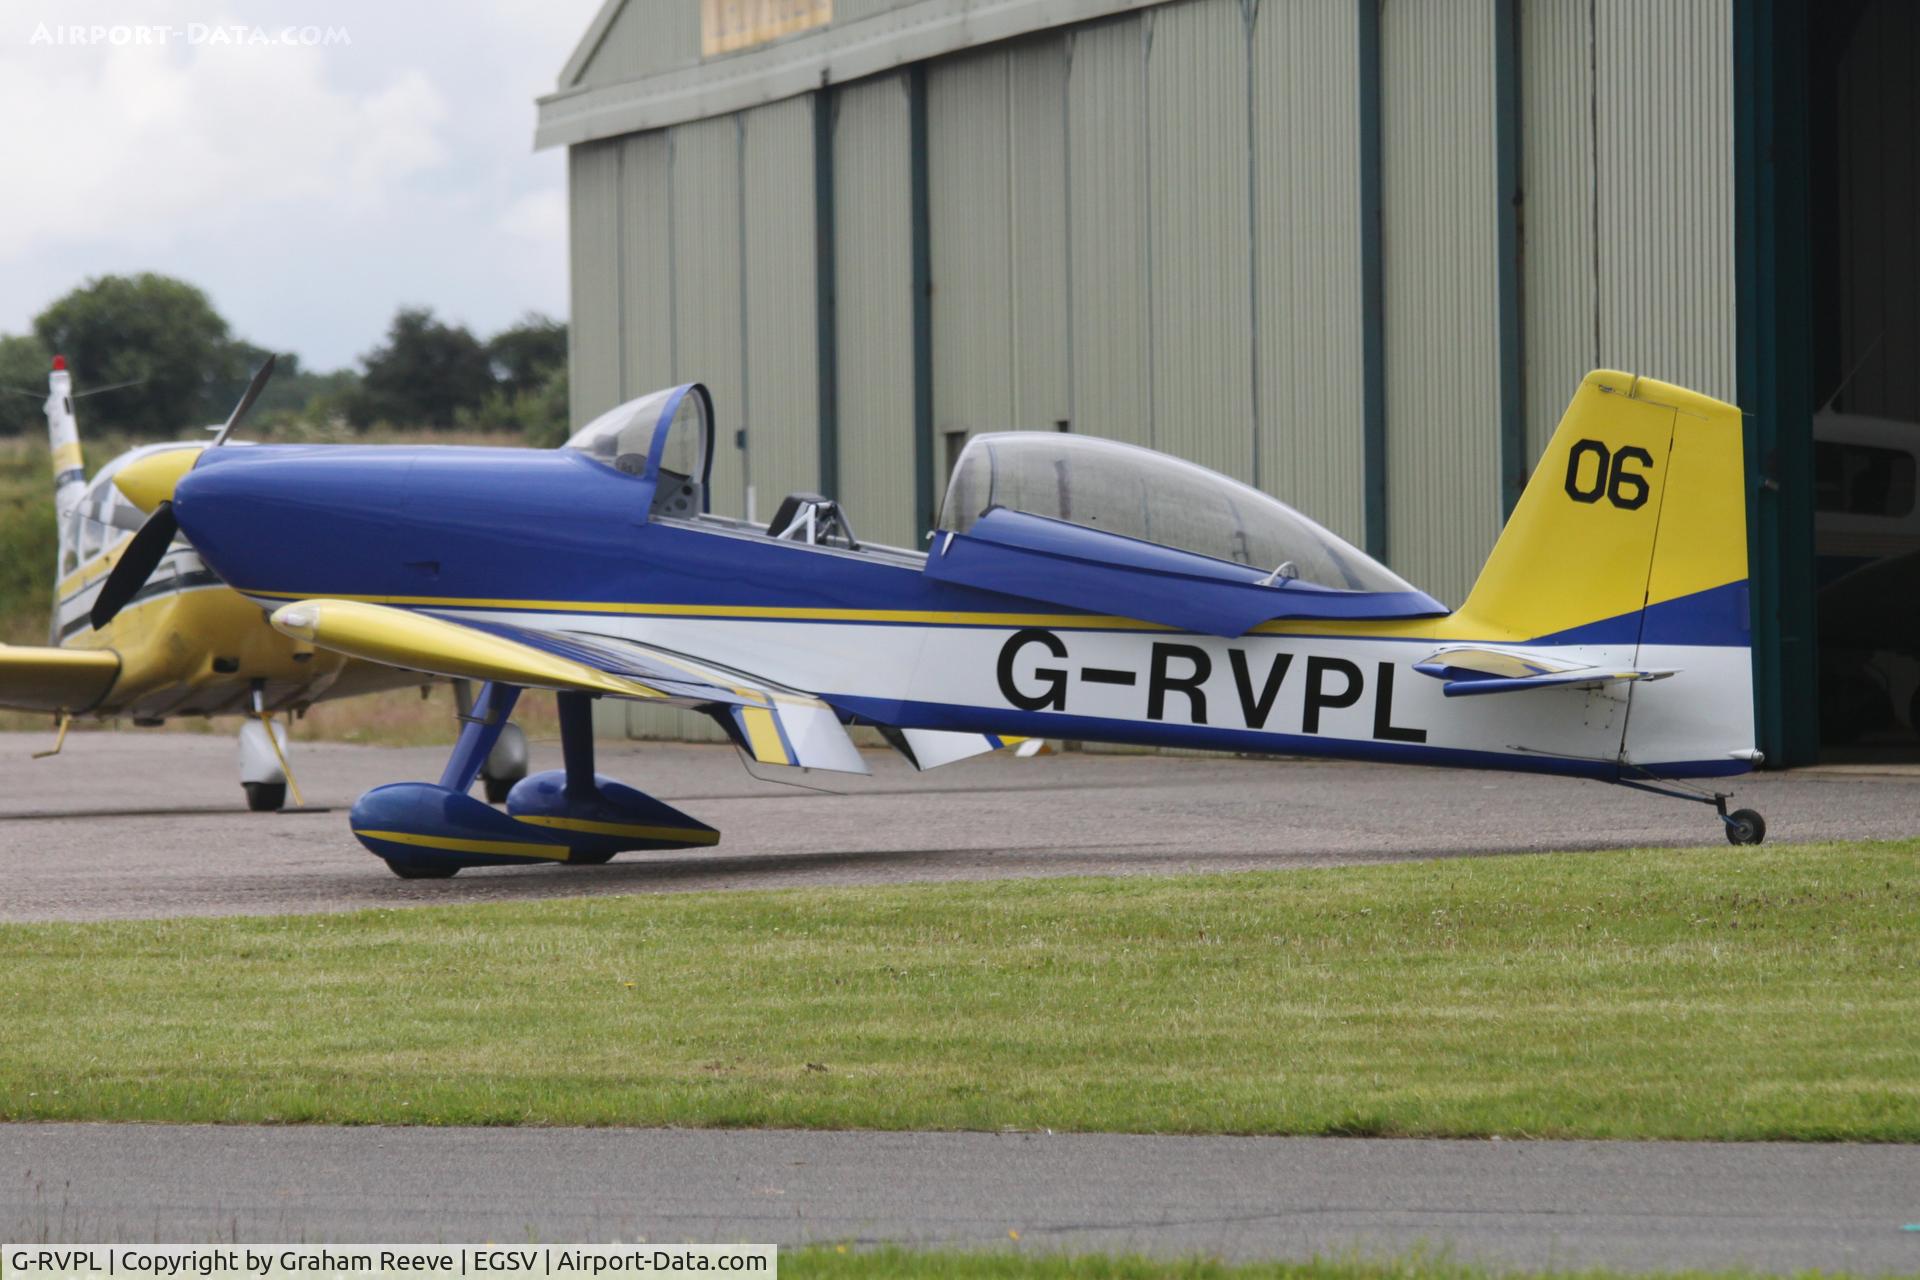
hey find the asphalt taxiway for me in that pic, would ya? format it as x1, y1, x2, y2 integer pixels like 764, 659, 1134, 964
0, 731, 1915, 921
4, 1125, 1918, 1272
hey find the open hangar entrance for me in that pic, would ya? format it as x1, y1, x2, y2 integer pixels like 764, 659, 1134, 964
1807, 0, 1920, 756
1744, 0, 1920, 765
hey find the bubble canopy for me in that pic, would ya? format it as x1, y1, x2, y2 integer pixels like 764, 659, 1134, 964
938, 432, 1417, 595
565, 383, 713, 519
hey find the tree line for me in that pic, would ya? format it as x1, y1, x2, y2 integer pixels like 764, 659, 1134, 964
0, 273, 569, 445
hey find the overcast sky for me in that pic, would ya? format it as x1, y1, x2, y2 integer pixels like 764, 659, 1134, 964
0, 0, 604, 370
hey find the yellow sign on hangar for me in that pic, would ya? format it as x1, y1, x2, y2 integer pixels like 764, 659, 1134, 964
702, 0, 832, 55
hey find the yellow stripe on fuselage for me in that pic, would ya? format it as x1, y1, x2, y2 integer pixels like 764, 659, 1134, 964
353, 829, 570, 860
236, 586, 1661, 642
514, 815, 720, 845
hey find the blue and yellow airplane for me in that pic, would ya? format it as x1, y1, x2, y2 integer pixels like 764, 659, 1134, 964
0, 357, 526, 809
91, 370, 1766, 876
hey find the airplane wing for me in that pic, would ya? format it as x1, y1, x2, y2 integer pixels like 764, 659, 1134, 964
1412, 644, 1677, 698
0, 644, 121, 715
269, 598, 868, 774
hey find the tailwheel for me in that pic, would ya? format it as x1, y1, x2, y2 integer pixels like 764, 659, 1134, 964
385, 859, 461, 880
1724, 808, 1767, 846
243, 781, 287, 812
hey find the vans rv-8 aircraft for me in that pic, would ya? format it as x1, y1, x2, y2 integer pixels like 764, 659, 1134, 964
0, 357, 526, 810
91, 367, 1768, 877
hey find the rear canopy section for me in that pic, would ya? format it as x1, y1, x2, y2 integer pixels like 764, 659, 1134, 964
927, 432, 1446, 635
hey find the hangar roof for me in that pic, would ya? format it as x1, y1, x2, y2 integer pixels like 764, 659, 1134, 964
536, 0, 1166, 149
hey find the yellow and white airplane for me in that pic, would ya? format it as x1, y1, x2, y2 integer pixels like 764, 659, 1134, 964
0, 357, 526, 810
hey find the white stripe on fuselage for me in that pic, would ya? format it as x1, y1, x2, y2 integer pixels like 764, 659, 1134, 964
434, 607, 1753, 770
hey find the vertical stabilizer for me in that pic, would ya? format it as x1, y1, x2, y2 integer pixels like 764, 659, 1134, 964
45, 356, 86, 517
1454, 370, 1748, 645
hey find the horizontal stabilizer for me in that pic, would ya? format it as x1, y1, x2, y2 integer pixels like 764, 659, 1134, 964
0, 644, 120, 714
1413, 645, 1677, 698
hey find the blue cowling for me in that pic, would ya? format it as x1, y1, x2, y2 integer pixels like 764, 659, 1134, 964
350, 781, 573, 872
505, 770, 719, 862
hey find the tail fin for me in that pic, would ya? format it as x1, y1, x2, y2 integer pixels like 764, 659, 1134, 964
1456, 370, 1749, 648
45, 355, 86, 517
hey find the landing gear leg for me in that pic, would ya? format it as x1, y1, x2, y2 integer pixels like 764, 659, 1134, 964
556, 692, 614, 864
1615, 773, 1767, 846
454, 679, 528, 802
239, 682, 302, 811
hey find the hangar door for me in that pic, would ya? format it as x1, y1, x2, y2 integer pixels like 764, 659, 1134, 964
1807, 0, 1920, 758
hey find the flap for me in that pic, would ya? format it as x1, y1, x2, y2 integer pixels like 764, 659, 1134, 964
880, 726, 1026, 771
0, 645, 120, 714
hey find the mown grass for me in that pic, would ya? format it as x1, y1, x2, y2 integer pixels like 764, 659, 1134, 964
781, 1249, 1869, 1279
1, 841, 1916, 1136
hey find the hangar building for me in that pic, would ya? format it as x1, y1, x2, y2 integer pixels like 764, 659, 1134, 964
537, 0, 1919, 765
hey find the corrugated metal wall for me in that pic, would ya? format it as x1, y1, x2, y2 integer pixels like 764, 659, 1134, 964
1594, 0, 1735, 401
1147, 0, 1253, 481
574, 0, 702, 88
568, 140, 623, 424
741, 97, 822, 514
1006, 38, 1073, 433
1519, 0, 1595, 464
929, 49, 1017, 447
925, 33, 1073, 466
1066, 17, 1153, 448
833, 74, 921, 548
1250, 0, 1365, 542
668, 116, 750, 517
618, 132, 675, 398
1381, 0, 1503, 607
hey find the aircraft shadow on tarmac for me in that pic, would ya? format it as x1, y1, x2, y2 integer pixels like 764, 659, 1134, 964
3, 805, 337, 822
364, 839, 1201, 897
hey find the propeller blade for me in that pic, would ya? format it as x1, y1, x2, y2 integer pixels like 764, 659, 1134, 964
71, 377, 147, 400
91, 502, 179, 629
208, 354, 277, 447
92, 357, 276, 628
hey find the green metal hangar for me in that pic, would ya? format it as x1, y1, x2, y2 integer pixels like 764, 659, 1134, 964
538, 0, 1919, 766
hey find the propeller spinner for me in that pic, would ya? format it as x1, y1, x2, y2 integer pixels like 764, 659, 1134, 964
90, 355, 277, 629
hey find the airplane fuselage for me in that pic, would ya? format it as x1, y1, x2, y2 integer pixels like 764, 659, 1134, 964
175, 444, 1756, 781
